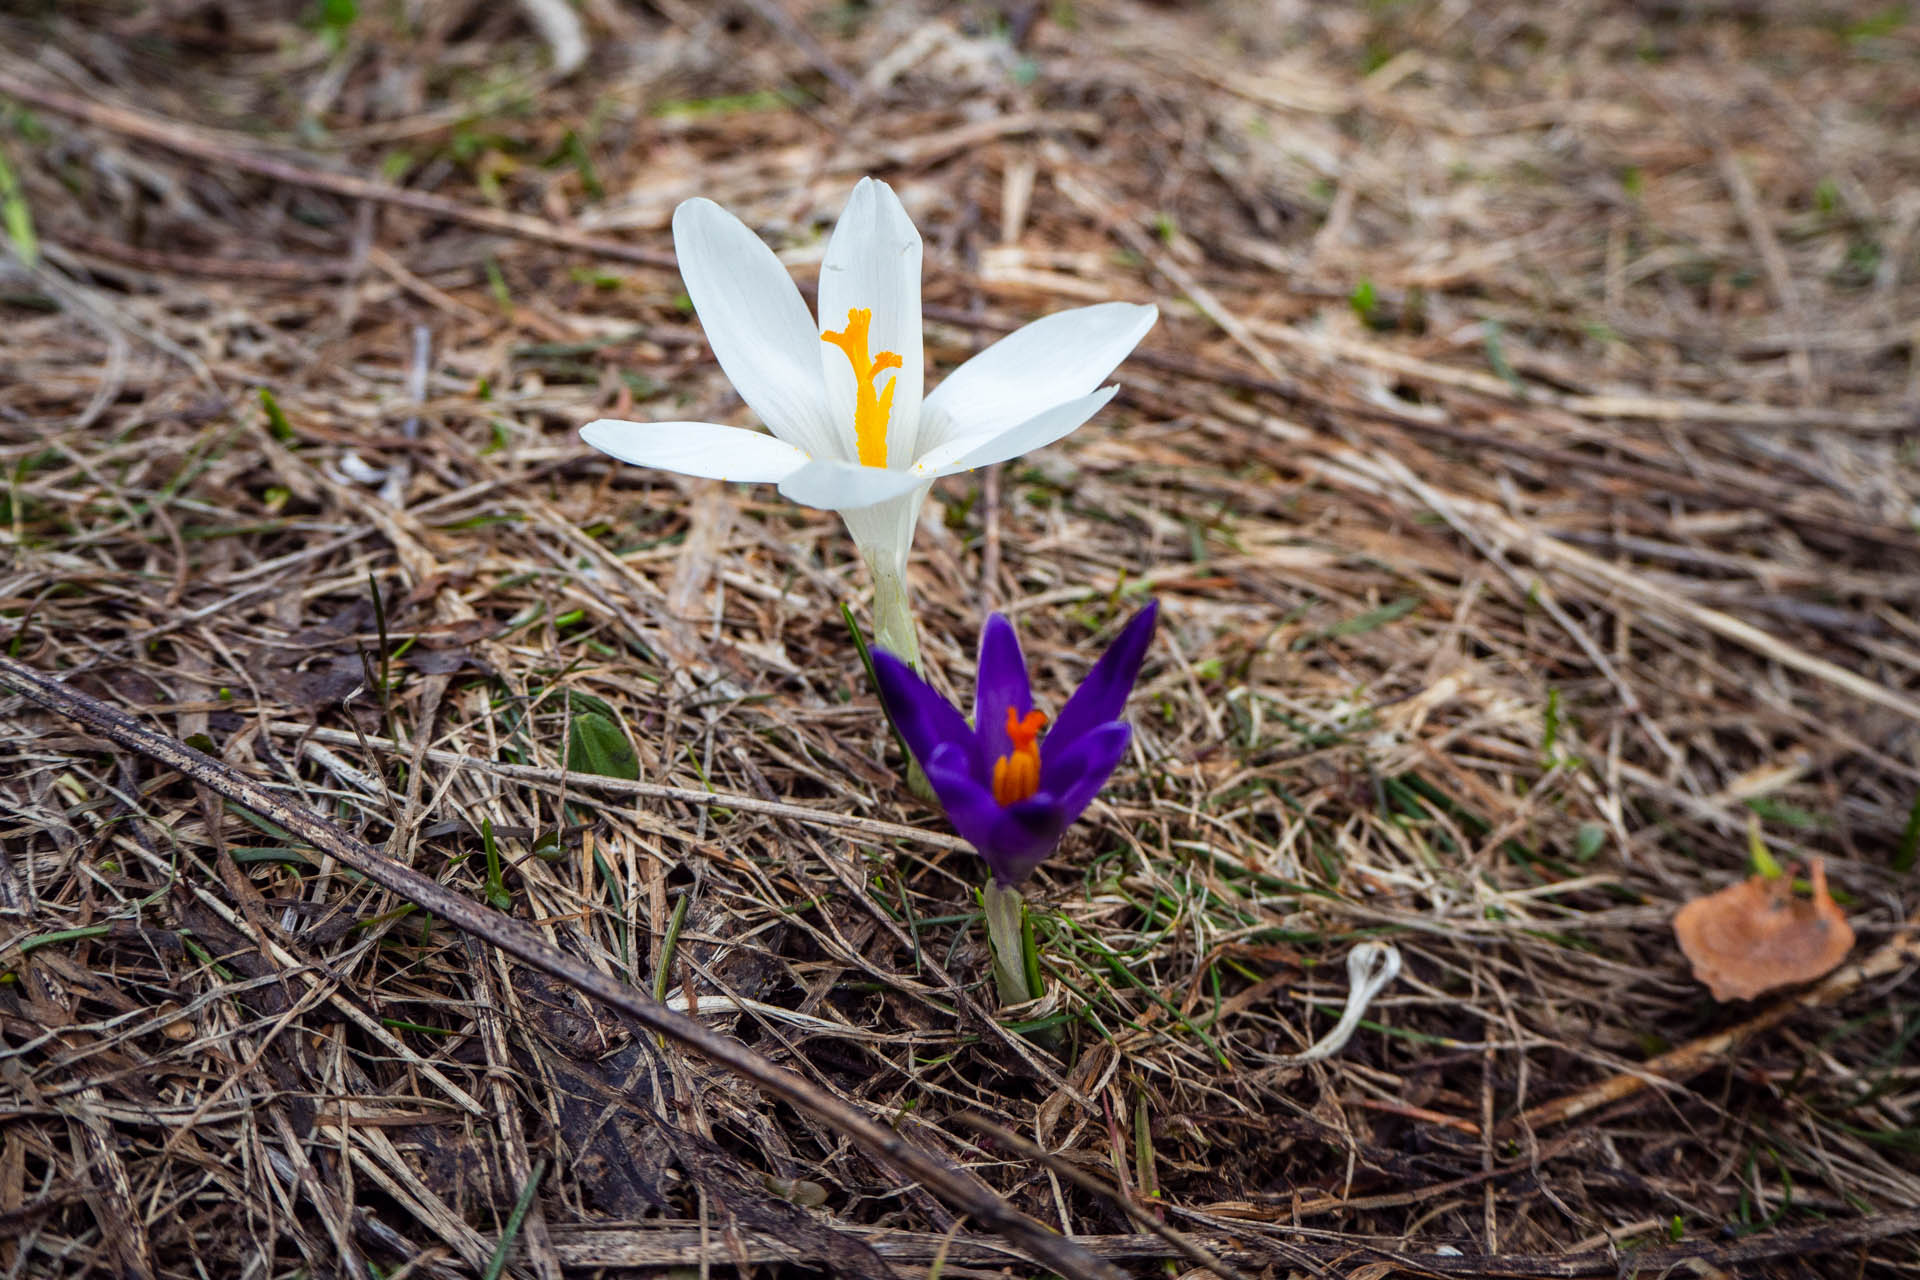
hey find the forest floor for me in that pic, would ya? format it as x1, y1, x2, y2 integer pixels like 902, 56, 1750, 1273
2, 2, 1918, 1277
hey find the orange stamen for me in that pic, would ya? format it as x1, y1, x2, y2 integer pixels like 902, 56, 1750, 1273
821, 307, 903, 468
991, 706, 1048, 806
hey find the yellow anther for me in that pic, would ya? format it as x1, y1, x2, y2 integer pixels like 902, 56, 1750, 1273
821, 307, 903, 468
991, 706, 1048, 807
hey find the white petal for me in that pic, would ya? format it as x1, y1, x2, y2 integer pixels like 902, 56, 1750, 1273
673, 198, 839, 459
913, 386, 1118, 475
581, 419, 809, 483
915, 301, 1155, 458
817, 178, 924, 465
777, 458, 929, 511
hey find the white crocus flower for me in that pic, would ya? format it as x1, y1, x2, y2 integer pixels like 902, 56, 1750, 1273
582, 177, 1156, 666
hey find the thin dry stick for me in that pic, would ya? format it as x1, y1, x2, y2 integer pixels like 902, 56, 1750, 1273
1050, 163, 1294, 387
0, 65, 1088, 281
468, 937, 563, 1280
734, 0, 861, 98
0, 652, 1119, 1280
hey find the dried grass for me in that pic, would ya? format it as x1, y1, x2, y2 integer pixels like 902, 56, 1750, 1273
2, 1, 1918, 1276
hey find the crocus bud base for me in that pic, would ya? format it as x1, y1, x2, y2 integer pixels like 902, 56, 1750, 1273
982, 881, 1036, 1007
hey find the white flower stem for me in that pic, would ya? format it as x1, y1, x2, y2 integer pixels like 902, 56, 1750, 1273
870, 564, 920, 670
866, 561, 935, 798
982, 882, 1035, 1007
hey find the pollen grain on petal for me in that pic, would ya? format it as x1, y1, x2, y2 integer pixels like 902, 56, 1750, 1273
822, 307, 902, 469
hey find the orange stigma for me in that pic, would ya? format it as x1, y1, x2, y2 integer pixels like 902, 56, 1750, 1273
821, 307, 903, 468
991, 706, 1048, 807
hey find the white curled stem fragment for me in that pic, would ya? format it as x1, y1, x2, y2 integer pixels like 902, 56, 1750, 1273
1275, 941, 1402, 1066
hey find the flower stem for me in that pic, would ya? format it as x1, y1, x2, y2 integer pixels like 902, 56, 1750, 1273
982, 882, 1035, 1007
867, 563, 934, 798
870, 565, 920, 671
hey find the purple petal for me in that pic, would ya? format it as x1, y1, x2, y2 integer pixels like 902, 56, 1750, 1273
923, 743, 1003, 850
976, 725, 1130, 887
1047, 601, 1158, 757
971, 613, 1033, 767
926, 743, 1067, 887
1040, 722, 1132, 824
872, 650, 979, 778
981, 797, 1070, 887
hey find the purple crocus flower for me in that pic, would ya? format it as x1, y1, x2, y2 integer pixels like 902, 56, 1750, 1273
871, 602, 1158, 887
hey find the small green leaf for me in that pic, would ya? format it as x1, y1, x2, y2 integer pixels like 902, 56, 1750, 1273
842, 601, 910, 767
1299, 596, 1420, 648
0, 145, 37, 269
484, 255, 513, 315
1482, 318, 1525, 395
1744, 796, 1824, 829
1574, 822, 1606, 861
1019, 900, 1044, 1004
480, 818, 511, 911
649, 90, 793, 121
259, 388, 295, 442
1349, 278, 1378, 326
566, 711, 638, 780
1843, 4, 1905, 40
1894, 791, 1920, 874
1746, 814, 1783, 880
566, 689, 620, 721
547, 129, 603, 199
483, 1159, 546, 1280
17, 924, 110, 956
